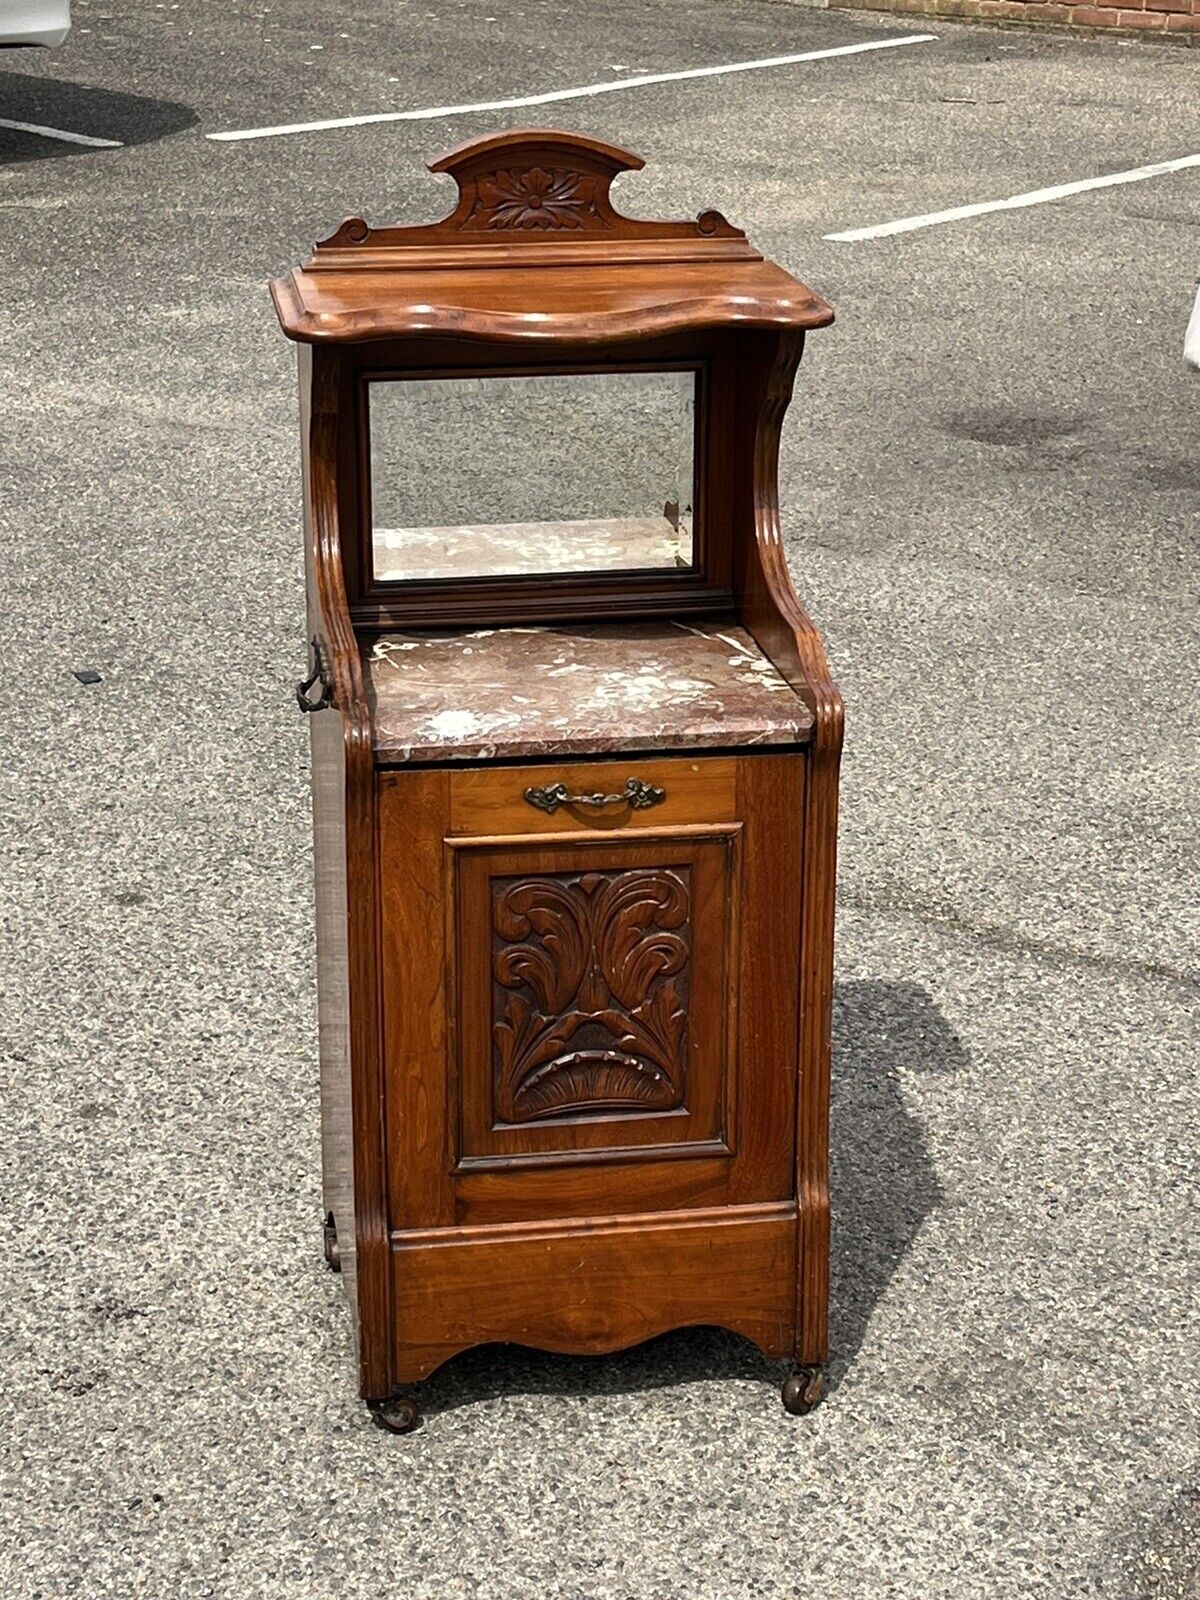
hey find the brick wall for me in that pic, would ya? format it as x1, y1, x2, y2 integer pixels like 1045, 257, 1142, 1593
831, 0, 1200, 40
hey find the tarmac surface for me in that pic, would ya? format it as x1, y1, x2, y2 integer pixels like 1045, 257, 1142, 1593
1, 2, 1198, 1596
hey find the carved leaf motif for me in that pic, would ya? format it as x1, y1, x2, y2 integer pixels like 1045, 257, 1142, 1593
491, 868, 691, 1122
469, 166, 598, 231
493, 880, 590, 1015
591, 871, 688, 1010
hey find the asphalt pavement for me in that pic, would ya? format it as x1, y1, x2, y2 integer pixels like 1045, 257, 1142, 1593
1, 2, 1198, 1597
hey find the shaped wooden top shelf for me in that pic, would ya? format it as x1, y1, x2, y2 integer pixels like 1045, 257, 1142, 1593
363, 618, 816, 764
270, 129, 834, 345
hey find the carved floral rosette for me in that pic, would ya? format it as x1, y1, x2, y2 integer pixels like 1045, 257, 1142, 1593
465, 166, 603, 232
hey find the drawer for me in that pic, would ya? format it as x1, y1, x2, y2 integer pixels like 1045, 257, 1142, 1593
448, 753, 738, 838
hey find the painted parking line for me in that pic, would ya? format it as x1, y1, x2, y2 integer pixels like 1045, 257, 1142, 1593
826, 152, 1200, 241
0, 116, 122, 149
207, 35, 937, 143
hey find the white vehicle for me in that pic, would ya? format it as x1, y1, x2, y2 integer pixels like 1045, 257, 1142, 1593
0, 1, 70, 47
1186, 284, 1200, 372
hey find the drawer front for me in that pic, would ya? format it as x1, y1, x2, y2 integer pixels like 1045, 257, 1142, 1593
449, 754, 737, 837
379, 752, 803, 1228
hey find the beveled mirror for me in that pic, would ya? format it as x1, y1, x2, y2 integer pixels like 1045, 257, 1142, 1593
367, 367, 697, 583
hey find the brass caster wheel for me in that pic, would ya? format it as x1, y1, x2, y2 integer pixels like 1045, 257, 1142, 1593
322, 1212, 341, 1273
370, 1396, 421, 1435
782, 1365, 824, 1416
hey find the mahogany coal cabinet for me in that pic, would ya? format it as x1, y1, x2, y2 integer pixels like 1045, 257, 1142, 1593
271, 130, 843, 1433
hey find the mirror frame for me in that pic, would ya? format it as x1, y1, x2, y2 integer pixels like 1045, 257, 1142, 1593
335, 332, 736, 631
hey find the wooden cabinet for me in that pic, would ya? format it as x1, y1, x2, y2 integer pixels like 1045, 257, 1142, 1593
275, 131, 841, 1432
379, 753, 806, 1385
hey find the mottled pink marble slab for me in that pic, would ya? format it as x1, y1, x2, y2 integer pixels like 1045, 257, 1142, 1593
372, 514, 691, 582
363, 620, 814, 764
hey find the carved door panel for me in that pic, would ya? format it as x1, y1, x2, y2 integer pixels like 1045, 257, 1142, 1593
379, 753, 803, 1229
454, 833, 735, 1165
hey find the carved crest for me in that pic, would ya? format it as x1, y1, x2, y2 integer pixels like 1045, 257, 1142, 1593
491, 867, 691, 1122
307, 128, 753, 268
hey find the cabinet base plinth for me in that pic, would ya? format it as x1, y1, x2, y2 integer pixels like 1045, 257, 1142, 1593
387, 1203, 798, 1385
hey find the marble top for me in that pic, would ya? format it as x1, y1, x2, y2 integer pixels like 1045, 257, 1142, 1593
372, 515, 691, 583
363, 620, 814, 764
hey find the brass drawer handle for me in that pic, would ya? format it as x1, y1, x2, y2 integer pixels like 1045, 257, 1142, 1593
524, 777, 666, 815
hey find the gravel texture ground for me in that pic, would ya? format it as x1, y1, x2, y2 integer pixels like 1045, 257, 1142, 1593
1, 2, 1197, 1596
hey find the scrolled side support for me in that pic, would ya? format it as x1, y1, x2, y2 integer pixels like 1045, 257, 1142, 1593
732, 327, 842, 1370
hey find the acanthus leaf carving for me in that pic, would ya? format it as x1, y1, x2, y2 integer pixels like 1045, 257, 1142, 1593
491, 868, 690, 1122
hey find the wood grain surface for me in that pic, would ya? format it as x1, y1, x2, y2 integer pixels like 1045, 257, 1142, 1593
390, 1203, 797, 1383
285, 132, 840, 1402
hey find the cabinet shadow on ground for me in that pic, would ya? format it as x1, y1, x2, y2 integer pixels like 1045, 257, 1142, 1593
408, 979, 959, 1421
0, 72, 196, 165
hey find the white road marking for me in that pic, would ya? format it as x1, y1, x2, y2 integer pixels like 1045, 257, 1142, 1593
206, 35, 937, 143
825, 152, 1200, 241
0, 116, 122, 149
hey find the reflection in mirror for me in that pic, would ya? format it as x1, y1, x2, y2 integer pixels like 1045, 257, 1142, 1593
369, 370, 696, 583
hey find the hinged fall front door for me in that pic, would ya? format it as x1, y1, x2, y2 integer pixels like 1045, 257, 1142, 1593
379, 752, 804, 1231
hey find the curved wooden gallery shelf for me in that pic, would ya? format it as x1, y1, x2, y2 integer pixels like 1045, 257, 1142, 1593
271, 129, 834, 347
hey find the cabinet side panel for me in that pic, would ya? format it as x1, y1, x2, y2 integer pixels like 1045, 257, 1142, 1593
796, 743, 838, 1365
310, 710, 358, 1330
380, 769, 455, 1230
301, 343, 360, 1335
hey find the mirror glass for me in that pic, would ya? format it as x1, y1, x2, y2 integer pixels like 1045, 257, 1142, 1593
368, 369, 696, 583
